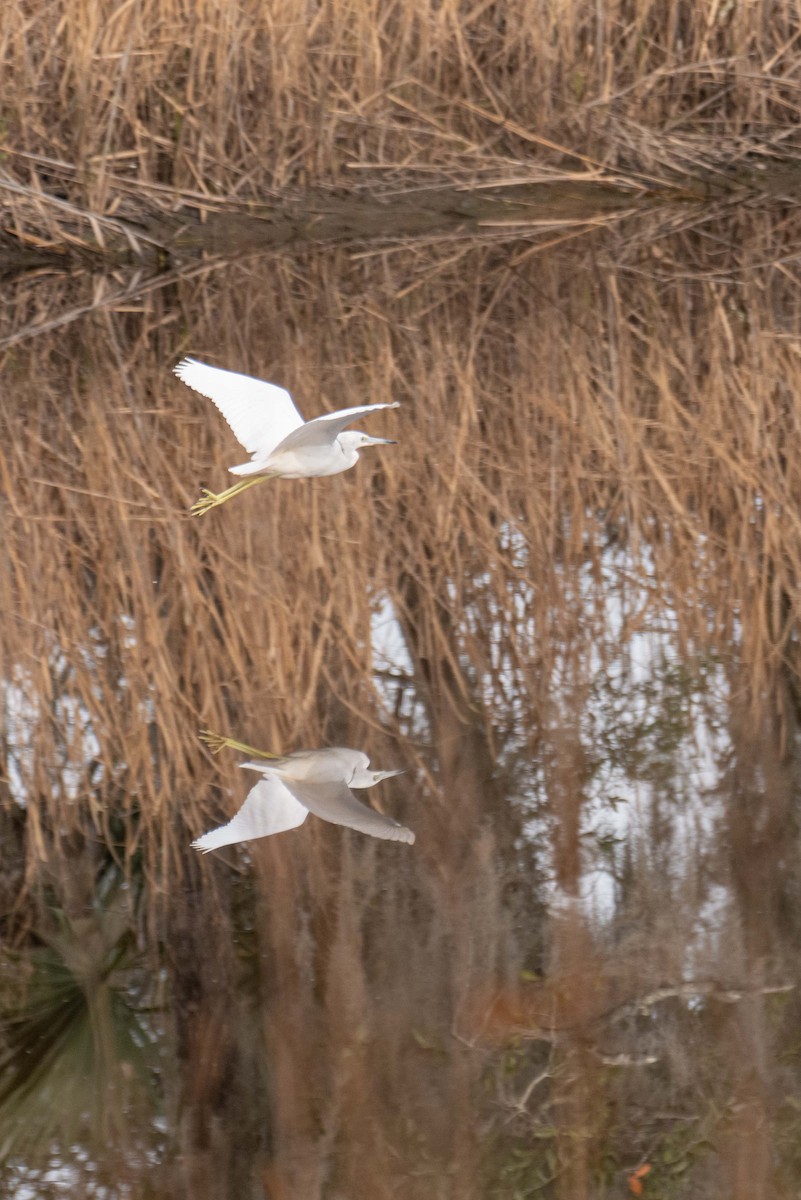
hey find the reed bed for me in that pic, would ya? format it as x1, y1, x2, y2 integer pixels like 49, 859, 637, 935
2, 0, 801, 276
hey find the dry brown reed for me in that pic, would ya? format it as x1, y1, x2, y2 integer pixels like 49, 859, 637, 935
3, 0, 801, 280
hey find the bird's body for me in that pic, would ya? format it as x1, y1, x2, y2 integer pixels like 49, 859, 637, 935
228, 430, 364, 480
193, 747, 414, 852
249, 747, 375, 784
174, 358, 398, 513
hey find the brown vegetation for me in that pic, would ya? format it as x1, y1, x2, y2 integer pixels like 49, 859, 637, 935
3, 1, 801, 1197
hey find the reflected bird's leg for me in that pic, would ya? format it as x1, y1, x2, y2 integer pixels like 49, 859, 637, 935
191, 472, 278, 516
200, 728, 284, 760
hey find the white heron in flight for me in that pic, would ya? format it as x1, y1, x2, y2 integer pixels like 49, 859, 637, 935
174, 358, 399, 515
193, 740, 414, 852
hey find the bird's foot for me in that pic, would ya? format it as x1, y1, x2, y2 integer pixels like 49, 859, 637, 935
190, 474, 276, 516
191, 487, 229, 516
200, 728, 284, 759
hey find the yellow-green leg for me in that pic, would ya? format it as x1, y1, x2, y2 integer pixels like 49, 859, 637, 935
199, 728, 285, 761
191, 472, 277, 516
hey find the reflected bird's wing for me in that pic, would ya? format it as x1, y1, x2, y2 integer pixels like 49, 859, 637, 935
276, 403, 399, 451
286, 780, 415, 844
192, 777, 309, 853
174, 358, 304, 459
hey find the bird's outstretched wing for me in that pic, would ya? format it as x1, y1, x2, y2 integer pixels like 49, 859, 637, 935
174, 358, 304, 459
286, 780, 415, 844
276, 403, 399, 452
192, 777, 308, 853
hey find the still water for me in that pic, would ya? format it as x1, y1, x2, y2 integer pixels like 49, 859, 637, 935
3, 204, 801, 1200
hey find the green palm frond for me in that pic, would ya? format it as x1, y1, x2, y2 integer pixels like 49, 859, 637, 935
0, 894, 157, 1162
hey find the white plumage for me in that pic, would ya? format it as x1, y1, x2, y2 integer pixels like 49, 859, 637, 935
193, 747, 414, 852
174, 358, 399, 513
175, 358, 303, 461
192, 776, 310, 852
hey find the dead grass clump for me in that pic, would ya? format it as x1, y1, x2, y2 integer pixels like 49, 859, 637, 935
3, 0, 801, 269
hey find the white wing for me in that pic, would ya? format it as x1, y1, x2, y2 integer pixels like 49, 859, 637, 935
174, 358, 304, 460
286, 780, 415, 844
277, 403, 398, 452
192, 777, 308, 853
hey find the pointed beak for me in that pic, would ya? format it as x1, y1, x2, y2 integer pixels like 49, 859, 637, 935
367, 436, 397, 446
375, 768, 405, 782
240, 759, 281, 773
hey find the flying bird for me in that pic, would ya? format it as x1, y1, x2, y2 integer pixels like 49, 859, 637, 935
193, 746, 414, 852
174, 358, 399, 515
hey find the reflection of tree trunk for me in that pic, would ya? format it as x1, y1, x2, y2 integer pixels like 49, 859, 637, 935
396, 562, 517, 875
546, 720, 598, 1200
396, 561, 514, 1193
252, 852, 318, 1200
722, 683, 793, 1200
166, 871, 267, 1200
320, 841, 377, 1199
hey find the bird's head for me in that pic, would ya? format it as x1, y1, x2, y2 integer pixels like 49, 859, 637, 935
351, 765, 405, 788
341, 431, 397, 454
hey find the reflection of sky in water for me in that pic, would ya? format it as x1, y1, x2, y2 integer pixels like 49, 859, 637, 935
577, 543, 728, 923
2, 619, 140, 807
370, 592, 430, 739
5, 659, 102, 808
371, 531, 730, 935
370, 593, 414, 680
5, 545, 730, 944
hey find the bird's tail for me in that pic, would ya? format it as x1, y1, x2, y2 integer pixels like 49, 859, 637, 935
240, 759, 283, 773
